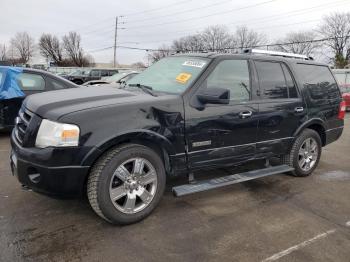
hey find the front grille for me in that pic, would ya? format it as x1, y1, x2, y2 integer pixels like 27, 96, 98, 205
14, 107, 33, 145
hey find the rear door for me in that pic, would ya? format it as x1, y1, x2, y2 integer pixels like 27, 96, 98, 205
254, 60, 306, 157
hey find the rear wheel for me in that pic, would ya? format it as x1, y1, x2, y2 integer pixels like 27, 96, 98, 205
87, 144, 166, 225
281, 128, 322, 177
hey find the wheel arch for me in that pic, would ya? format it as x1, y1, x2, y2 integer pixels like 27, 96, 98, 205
82, 130, 176, 174
293, 118, 326, 146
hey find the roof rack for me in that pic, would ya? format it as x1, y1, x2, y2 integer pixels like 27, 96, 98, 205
243, 48, 312, 60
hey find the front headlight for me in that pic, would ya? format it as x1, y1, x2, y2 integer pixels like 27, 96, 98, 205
35, 119, 80, 148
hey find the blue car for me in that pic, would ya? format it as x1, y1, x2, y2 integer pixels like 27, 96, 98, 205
0, 66, 77, 131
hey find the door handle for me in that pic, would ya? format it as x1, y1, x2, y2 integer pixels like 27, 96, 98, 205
239, 111, 253, 119
294, 107, 304, 113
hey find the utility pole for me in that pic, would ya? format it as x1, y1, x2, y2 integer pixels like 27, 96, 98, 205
113, 15, 125, 68
113, 16, 118, 68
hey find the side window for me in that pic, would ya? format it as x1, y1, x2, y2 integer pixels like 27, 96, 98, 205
90, 70, 100, 77
17, 73, 45, 91
205, 59, 250, 101
281, 64, 298, 98
0, 71, 3, 85
101, 70, 109, 77
109, 70, 118, 76
255, 61, 288, 99
295, 64, 340, 100
50, 78, 67, 90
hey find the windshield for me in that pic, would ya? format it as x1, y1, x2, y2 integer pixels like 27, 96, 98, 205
127, 56, 210, 94
106, 72, 129, 82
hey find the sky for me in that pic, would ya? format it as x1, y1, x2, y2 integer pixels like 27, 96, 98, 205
1, 0, 350, 65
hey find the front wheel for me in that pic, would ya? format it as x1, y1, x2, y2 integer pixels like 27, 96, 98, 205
281, 129, 322, 177
87, 144, 166, 225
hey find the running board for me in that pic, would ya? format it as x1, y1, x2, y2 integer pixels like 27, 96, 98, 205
172, 165, 294, 197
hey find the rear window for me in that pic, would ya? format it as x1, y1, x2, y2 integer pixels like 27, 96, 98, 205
295, 64, 340, 100
17, 73, 45, 91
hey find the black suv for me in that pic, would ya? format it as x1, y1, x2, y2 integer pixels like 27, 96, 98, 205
10, 51, 345, 224
66, 68, 119, 85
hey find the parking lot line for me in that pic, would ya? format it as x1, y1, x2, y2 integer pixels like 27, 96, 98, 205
261, 229, 336, 262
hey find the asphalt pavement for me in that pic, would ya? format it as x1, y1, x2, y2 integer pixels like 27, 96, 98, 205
0, 117, 349, 262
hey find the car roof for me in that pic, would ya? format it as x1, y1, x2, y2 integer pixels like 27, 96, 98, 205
21, 67, 77, 87
172, 52, 327, 66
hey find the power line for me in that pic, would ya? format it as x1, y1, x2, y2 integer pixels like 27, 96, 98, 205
87, 35, 350, 53
81, 0, 280, 39
58, 0, 194, 35
122, 0, 195, 16
81, 0, 347, 44
111, 0, 348, 48
126, 0, 279, 29
126, 0, 233, 24
113, 18, 320, 45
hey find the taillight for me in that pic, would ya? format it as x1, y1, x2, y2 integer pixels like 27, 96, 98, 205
338, 101, 346, 119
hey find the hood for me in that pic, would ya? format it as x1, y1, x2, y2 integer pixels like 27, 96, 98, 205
24, 86, 156, 120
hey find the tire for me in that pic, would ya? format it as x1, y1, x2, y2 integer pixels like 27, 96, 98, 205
87, 144, 166, 225
281, 128, 322, 177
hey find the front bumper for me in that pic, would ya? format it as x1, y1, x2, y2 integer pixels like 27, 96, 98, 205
10, 131, 90, 196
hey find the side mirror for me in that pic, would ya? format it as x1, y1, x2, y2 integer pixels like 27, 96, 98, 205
197, 87, 230, 105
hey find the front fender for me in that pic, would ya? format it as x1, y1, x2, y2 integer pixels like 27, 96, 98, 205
81, 129, 176, 166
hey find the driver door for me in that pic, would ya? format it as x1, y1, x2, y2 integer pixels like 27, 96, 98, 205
185, 58, 259, 170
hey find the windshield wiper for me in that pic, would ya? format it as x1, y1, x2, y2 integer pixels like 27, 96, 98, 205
127, 83, 157, 97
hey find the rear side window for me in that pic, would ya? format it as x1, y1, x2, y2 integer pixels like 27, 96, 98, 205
109, 70, 118, 76
295, 64, 340, 100
50, 78, 67, 90
255, 61, 288, 99
101, 70, 109, 77
17, 73, 45, 91
90, 70, 100, 77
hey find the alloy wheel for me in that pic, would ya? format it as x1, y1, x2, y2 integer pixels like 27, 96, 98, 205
298, 137, 319, 172
109, 158, 157, 214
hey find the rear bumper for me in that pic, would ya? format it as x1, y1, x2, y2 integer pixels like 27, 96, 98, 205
10, 131, 90, 197
325, 126, 344, 145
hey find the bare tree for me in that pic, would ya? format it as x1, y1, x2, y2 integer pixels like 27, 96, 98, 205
0, 44, 6, 61
233, 26, 266, 50
131, 61, 146, 69
319, 12, 350, 68
172, 34, 205, 53
10, 32, 35, 64
201, 25, 234, 51
147, 44, 172, 63
62, 32, 85, 67
39, 33, 63, 65
274, 31, 319, 57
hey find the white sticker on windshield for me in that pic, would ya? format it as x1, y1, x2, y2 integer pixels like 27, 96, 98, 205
182, 60, 206, 68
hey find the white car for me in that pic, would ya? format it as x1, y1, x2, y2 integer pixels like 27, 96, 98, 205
83, 71, 139, 86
